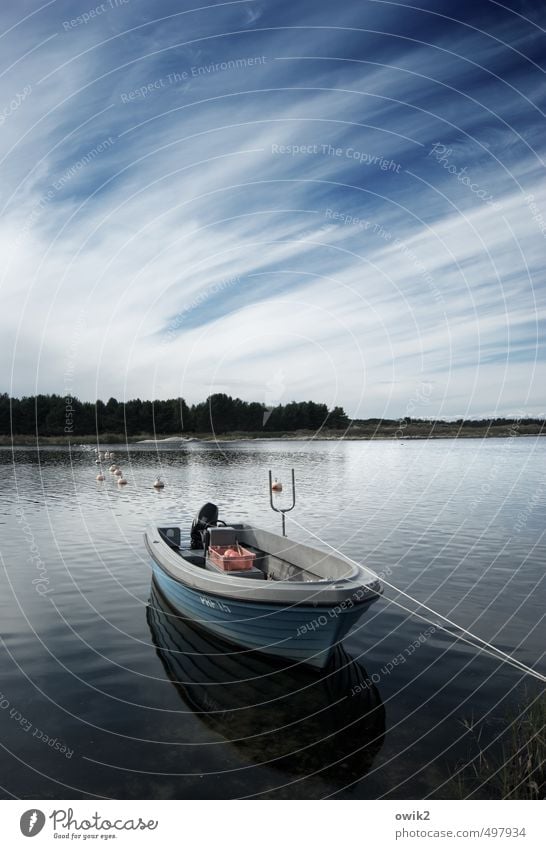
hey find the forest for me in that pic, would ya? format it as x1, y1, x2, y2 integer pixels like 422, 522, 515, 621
1, 393, 543, 440
0, 392, 350, 436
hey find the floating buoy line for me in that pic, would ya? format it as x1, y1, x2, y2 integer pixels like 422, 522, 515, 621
93, 453, 165, 489
287, 515, 546, 684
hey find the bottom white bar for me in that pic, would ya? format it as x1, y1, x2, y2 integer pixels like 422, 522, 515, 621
1, 799, 544, 848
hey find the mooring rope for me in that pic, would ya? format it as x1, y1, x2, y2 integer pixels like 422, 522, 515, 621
287, 516, 546, 684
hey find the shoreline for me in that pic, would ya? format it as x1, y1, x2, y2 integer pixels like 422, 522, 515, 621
1, 428, 544, 447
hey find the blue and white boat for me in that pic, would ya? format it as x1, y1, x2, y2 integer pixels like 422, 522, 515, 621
144, 500, 382, 669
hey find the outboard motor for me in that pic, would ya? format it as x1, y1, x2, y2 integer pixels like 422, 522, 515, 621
190, 502, 219, 550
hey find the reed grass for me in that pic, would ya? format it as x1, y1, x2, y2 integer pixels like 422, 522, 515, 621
450, 691, 545, 799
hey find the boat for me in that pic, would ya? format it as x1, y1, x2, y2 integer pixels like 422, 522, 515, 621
147, 581, 385, 789
144, 473, 382, 669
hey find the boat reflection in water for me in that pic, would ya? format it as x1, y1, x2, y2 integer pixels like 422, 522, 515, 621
147, 581, 386, 791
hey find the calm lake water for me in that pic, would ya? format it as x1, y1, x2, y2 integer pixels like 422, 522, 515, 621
0, 438, 544, 799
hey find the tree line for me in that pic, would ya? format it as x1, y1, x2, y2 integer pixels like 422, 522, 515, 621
2, 393, 543, 438
0, 393, 350, 436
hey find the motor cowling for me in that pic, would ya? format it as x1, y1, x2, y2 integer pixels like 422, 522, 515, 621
190, 502, 219, 549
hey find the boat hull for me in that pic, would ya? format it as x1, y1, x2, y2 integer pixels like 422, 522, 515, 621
151, 563, 373, 669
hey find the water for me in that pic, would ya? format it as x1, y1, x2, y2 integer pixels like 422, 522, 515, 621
0, 438, 544, 799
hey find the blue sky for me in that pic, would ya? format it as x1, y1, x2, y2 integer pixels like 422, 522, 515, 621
0, 0, 544, 418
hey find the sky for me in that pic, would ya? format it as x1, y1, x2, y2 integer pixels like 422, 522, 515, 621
0, 0, 544, 420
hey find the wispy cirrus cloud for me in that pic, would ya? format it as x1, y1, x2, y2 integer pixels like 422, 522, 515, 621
0, 0, 544, 417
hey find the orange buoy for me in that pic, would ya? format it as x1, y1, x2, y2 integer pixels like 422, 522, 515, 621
96, 473, 105, 481
153, 478, 165, 489
271, 478, 283, 492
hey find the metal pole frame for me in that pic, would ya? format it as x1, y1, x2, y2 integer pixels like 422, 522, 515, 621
268, 469, 296, 536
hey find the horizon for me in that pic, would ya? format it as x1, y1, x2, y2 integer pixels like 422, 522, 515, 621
1, 1, 544, 419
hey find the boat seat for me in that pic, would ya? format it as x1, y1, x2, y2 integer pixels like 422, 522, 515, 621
205, 558, 265, 580
178, 548, 206, 567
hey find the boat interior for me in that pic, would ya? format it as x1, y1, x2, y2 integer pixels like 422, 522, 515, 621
156, 500, 361, 585
158, 524, 327, 582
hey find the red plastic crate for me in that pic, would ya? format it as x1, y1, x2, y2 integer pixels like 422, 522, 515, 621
208, 543, 256, 571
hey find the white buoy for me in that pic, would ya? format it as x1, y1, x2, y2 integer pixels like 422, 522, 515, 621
153, 478, 165, 489
96, 473, 105, 481
109, 464, 117, 472
114, 468, 123, 477
95, 459, 102, 465
103, 451, 110, 460
118, 476, 127, 485
109, 452, 116, 459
